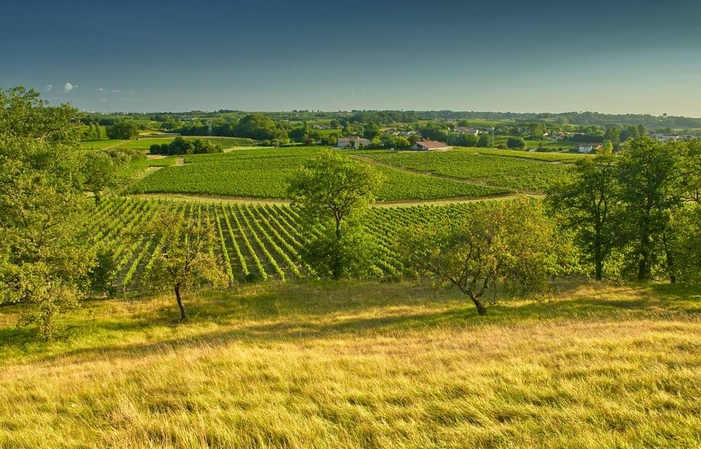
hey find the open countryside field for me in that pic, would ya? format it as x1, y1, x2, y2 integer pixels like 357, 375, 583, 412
130, 147, 512, 201
360, 148, 581, 192
1, 281, 701, 448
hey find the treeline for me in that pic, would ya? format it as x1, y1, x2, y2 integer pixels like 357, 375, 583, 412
547, 136, 701, 282
176, 114, 289, 143
149, 137, 222, 156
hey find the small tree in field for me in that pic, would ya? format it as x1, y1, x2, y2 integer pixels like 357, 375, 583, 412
400, 199, 559, 315
287, 149, 383, 279
145, 211, 228, 321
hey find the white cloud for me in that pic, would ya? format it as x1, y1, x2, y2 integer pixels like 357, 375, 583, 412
111, 89, 122, 94
64, 82, 77, 93
45, 84, 53, 92
98, 87, 105, 92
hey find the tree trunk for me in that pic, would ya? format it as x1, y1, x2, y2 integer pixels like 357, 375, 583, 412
469, 293, 488, 316
174, 283, 186, 321
331, 219, 343, 280
663, 233, 676, 284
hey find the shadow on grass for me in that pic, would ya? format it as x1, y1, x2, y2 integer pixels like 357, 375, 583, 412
2, 279, 700, 365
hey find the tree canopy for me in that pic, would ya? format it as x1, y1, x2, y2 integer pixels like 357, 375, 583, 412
0, 86, 97, 340
287, 149, 383, 279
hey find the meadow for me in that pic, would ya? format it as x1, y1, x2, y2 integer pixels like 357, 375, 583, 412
1, 280, 700, 448
130, 147, 512, 201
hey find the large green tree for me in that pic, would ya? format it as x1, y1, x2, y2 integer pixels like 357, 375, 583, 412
618, 137, 684, 280
0, 86, 96, 340
287, 149, 383, 280
107, 120, 139, 140
547, 154, 621, 280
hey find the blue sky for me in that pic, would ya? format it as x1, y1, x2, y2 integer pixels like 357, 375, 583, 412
2, 0, 700, 115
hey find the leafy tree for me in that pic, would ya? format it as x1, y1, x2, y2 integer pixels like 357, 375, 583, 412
81, 151, 124, 204
287, 149, 383, 279
507, 137, 526, 150
144, 211, 228, 321
0, 86, 96, 340
618, 137, 684, 281
477, 133, 493, 148
107, 120, 139, 140
547, 154, 620, 280
401, 199, 559, 315
604, 125, 621, 149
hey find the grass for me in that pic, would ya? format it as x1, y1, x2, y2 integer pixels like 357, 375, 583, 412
1, 280, 701, 448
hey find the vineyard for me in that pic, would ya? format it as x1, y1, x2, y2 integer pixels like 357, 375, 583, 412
130, 146, 513, 201
80, 136, 255, 151
360, 148, 578, 191
92, 197, 480, 290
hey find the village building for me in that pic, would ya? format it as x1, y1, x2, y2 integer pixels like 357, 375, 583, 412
411, 140, 452, 151
337, 136, 371, 149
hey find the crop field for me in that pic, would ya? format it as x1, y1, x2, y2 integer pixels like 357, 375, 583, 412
131, 147, 511, 201
360, 148, 577, 191
91, 198, 485, 289
81, 136, 256, 151
465, 147, 586, 162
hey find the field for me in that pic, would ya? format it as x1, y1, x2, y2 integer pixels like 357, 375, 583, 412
1, 281, 701, 448
81, 136, 256, 151
130, 147, 512, 201
359, 148, 579, 192
89, 198, 496, 290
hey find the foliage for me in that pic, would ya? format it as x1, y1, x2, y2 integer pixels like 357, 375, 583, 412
0, 86, 96, 340
143, 210, 228, 321
287, 149, 383, 279
149, 136, 223, 155
547, 154, 621, 280
506, 137, 527, 150
107, 120, 139, 140
617, 137, 684, 280
400, 199, 559, 315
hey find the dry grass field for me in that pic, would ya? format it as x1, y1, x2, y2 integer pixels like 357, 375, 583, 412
1, 281, 700, 448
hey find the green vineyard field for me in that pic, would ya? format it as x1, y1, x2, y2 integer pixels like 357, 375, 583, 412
93, 198, 480, 290
130, 146, 512, 201
360, 148, 577, 191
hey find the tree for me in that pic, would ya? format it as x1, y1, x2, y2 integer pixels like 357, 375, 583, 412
477, 133, 493, 148
618, 137, 684, 281
401, 199, 559, 315
547, 154, 620, 280
144, 211, 228, 321
81, 151, 124, 204
0, 86, 96, 340
287, 149, 383, 279
507, 137, 526, 150
107, 120, 139, 140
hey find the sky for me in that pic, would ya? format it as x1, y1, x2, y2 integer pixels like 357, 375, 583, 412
2, 0, 700, 116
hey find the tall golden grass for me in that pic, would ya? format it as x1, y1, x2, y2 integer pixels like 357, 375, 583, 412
1, 280, 700, 448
